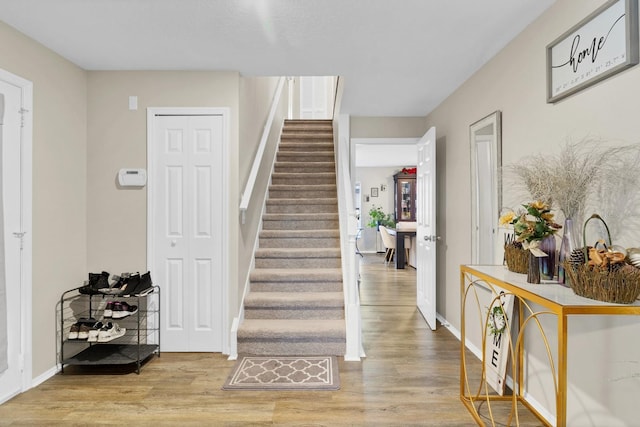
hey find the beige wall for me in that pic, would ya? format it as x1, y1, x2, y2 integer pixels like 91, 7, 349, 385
0, 22, 88, 378
350, 116, 427, 138
426, 0, 640, 424
86, 70, 241, 347
238, 76, 288, 308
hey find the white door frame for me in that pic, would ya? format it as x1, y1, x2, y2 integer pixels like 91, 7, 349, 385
0, 68, 33, 401
146, 107, 230, 354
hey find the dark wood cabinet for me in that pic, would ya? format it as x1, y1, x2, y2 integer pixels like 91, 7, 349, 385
393, 171, 416, 222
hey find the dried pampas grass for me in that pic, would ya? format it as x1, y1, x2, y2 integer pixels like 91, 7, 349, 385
504, 139, 603, 227
504, 139, 640, 246
594, 145, 640, 246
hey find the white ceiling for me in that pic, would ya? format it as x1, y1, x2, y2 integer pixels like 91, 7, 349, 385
0, 0, 555, 117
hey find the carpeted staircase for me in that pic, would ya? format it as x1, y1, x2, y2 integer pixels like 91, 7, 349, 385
237, 119, 346, 356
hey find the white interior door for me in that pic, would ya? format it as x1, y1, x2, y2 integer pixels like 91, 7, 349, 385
0, 75, 29, 402
152, 113, 224, 352
300, 76, 330, 119
416, 127, 437, 330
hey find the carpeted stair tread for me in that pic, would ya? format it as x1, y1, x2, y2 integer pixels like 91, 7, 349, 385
254, 248, 341, 268
269, 184, 336, 191
279, 142, 334, 150
274, 162, 335, 173
271, 173, 336, 185
250, 268, 342, 282
284, 119, 332, 123
265, 199, 338, 214
244, 292, 345, 308
256, 248, 341, 258
259, 229, 339, 238
238, 319, 346, 340
263, 213, 338, 221
278, 151, 334, 157
272, 172, 336, 181
258, 229, 340, 248
280, 134, 333, 140
268, 189, 336, 200
266, 198, 337, 206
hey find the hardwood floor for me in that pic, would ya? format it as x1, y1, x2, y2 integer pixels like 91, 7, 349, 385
0, 254, 542, 426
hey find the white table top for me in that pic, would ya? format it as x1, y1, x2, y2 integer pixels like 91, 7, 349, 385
462, 264, 640, 312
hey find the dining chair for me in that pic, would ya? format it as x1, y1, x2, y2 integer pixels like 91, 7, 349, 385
378, 225, 396, 266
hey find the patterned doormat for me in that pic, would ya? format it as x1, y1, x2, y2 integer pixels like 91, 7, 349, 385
222, 356, 340, 390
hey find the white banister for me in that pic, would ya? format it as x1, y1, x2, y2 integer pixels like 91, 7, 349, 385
334, 112, 364, 361
239, 76, 286, 224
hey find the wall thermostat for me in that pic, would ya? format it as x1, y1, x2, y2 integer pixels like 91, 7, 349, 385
118, 168, 147, 187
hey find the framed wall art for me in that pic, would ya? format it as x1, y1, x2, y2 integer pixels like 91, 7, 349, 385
546, 0, 639, 103
371, 187, 379, 197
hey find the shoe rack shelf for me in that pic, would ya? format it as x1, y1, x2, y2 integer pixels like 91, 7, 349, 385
58, 285, 161, 374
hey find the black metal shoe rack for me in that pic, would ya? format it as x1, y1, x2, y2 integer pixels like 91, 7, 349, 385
57, 285, 160, 374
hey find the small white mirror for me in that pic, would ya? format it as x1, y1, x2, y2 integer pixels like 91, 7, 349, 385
470, 111, 502, 265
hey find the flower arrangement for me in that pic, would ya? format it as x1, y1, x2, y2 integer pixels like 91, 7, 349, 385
401, 167, 416, 175
499, 201, 561, 251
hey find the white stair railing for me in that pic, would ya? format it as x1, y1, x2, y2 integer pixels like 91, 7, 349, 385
334, 115, 364, 361
239, 76, 286, 224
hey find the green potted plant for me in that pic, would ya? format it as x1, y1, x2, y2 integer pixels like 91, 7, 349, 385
367, 205, 395, 229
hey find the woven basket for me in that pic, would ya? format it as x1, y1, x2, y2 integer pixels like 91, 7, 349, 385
505, 243, 528, 274
566, 214, 640, 304
564, 261, 640, 304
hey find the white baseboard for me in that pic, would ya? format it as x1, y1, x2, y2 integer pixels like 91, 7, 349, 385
32, 365, 58, 388
1, 364, 59, 404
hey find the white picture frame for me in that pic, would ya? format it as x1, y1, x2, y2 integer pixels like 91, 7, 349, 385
546, 0, 639, 103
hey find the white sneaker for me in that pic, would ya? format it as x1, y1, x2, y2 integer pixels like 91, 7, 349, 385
97, 322, 126, 343
87, 322, 103, 342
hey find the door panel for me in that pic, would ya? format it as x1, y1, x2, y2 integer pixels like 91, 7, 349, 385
416, 127, 437, 330
154, 114, 223, 351
0, 78, 23, 401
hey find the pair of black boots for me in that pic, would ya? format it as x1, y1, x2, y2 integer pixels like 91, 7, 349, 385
108, 272, 153, 297
79, 271, 153, 296
79, 271, 110, 295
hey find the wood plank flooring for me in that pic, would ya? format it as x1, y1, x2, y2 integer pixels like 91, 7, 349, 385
0, 254, 543, 426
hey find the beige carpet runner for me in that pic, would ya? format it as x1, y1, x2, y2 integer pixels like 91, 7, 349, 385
222, 356, 340, 390
237, 119, 346, 356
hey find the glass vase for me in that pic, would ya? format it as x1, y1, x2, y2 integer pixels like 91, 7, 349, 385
527, 251, 541, 284
538, 235, 556, 281
558, 217, 578, 287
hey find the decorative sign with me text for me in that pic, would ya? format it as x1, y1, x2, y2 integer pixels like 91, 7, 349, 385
484, 290, 514, 396
547, 0, 639, 103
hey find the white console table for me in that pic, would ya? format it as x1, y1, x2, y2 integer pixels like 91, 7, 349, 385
460, 265, 640, 426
